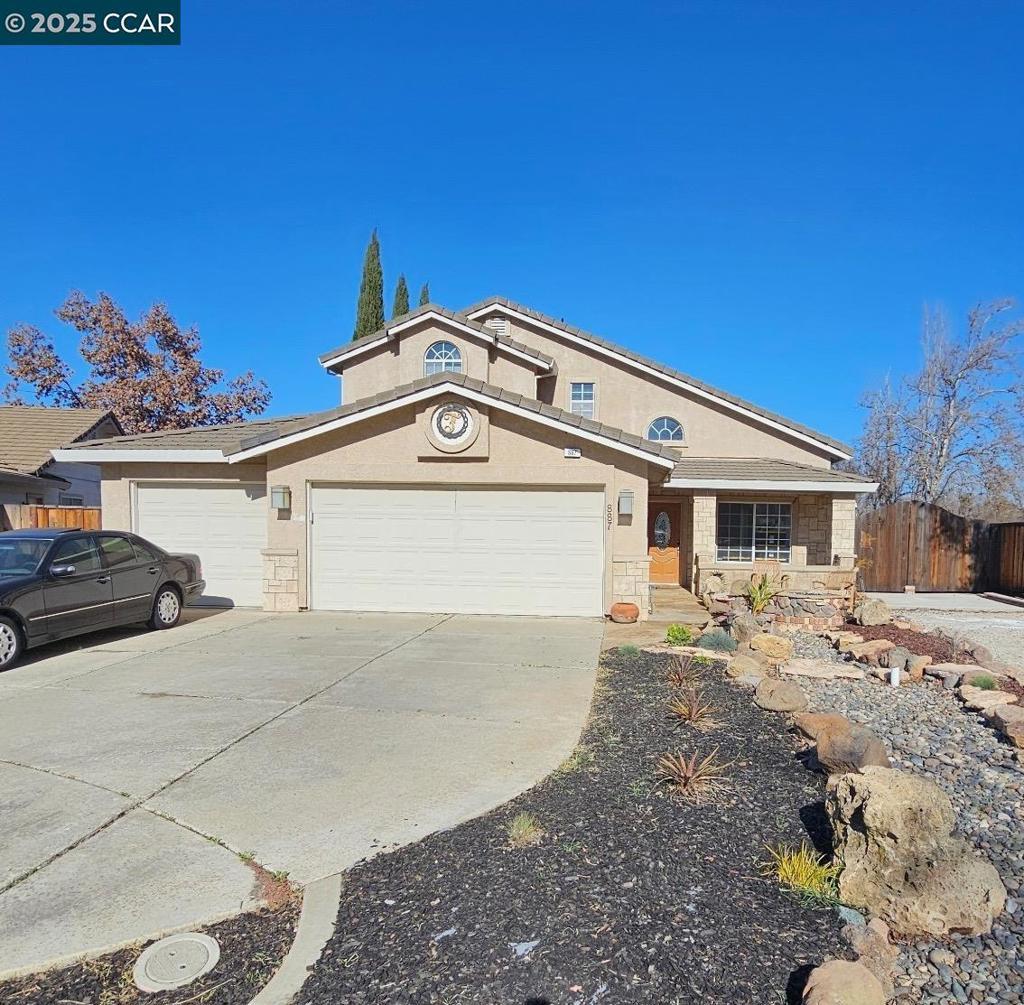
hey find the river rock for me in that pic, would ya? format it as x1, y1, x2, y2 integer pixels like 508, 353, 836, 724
750, 633, 794, 661
802, 959, 885, 1005
826, 766, 1006, 937
816, 724, 891, 774
754, 677, 807, 712
852, 598, 892, 627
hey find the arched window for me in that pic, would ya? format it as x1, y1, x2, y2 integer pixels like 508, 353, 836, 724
647, 416, 684, 442
424, 341, 462, 376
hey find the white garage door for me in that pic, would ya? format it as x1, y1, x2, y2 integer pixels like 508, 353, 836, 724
311, 486, 604, 616
135, 482, 267, 607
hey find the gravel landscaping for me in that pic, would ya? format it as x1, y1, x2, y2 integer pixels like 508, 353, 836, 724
795, 644, 1024, 1005
0, 899, 300, 1005
302, 649, 848, 1004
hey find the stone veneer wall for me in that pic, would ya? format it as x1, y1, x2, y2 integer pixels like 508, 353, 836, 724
831, 496, 856, 563
612, 555, 651, 620
262, 548, 299, 612
794, 494, 831, 565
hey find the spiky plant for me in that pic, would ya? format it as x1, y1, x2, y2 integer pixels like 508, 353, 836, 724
666, 653, 697, 688
666, 687, 719, 732
762, 842, 842, 905
654, 748, 733, 804
745, 574, 780, 614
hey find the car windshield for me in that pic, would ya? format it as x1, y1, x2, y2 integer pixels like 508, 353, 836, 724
0, 537, 53, 576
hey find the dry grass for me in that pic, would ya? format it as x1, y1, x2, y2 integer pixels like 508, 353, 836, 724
762, 841, 842, 905
666, 687, 719, 732
654, 748, 733, 804
507, 811, 544, 848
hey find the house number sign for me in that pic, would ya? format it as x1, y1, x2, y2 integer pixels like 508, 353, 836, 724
564, 446, 582, 458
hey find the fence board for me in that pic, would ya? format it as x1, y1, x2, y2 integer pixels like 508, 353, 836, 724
857, 502, 1021, 593
19, 505, 102, 531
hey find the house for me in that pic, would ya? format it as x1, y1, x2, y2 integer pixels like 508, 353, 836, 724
0, 405, 123, 524
53, 298, 877, 616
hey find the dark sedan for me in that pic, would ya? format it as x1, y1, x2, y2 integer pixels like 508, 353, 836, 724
0, 529, 205, 671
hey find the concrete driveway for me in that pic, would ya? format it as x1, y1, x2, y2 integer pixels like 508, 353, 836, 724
0, 609, 601, 975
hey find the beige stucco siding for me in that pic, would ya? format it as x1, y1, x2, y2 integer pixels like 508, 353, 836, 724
474, 311, 836, 467
264, 402, 653, 613
341, 320, 537, 404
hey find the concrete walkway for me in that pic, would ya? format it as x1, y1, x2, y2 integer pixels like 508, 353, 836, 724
866, 591, 1023, 613
0, 609, 600, 975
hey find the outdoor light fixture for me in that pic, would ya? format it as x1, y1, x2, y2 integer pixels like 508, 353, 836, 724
270, 485, 291, 510
618, 489, 634, 517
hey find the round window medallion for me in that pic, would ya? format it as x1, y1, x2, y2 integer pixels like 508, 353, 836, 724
432, 402, 473, 444
133, 933, 220, 992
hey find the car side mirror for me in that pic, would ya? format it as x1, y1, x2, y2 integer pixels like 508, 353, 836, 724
50, 563, 76, 578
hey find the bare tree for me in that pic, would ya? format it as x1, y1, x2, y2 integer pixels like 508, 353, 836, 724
853, 300, 1024, 518
4, 291, 271, 434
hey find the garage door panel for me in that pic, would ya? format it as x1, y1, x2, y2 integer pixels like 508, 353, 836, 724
135, 483, 267, 608
311, 486, 603, 617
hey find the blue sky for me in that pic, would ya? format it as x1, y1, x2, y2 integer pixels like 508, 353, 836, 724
2, 1, 1022, 446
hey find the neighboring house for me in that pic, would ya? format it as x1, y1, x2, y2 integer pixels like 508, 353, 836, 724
0, 406, 123, 521
54, 298, 877, 616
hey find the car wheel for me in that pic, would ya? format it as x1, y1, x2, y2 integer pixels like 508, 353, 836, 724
149, 587, 182, 630
0, 616, 24, 671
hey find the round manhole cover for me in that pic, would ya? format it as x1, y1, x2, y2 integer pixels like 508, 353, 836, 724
133, 932, 220, 992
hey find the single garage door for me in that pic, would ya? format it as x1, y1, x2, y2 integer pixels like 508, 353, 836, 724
311, 486, 604, 616
135, 482, 267, 607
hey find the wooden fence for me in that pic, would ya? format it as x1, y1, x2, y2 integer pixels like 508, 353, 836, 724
1, 504, 102, 532
857, 501, 1024, 594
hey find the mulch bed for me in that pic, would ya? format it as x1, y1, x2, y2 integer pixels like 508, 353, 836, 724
849, 623, 975, 664
0, 899, 300, 1005
302, 651, 848, 1004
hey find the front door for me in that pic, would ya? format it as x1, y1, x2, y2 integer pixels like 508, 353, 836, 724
648, 503, 681, 584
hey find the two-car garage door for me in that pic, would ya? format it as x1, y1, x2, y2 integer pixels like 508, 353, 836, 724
310, 486, 604, 617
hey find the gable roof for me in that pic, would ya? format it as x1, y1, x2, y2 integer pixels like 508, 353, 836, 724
0, 405, 121, 475
318, 303, 555, 373
667, 456, 877, 493
462, 296, 852, 460
54, 372, 679, 470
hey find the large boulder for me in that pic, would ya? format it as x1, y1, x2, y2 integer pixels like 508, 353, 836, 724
754, 677, 807, 712
882, 645, 912, 671
750, 633, 794, 661
827, 767, 1005, 937
816, 724, 891, 774
847, 639, 895, 667
802, 959, 885, 1005
793, 711, 854, 741
730, 610, 761, 645
960, 684, 1018, 714
725, 653, 764, 680
852, 598, 892, 627
906, 654, 932, 681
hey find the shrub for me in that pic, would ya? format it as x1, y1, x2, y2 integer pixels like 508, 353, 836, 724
696, 627, 738, 652
666, 687, 719, 732
617, 643, 640, 657
654, 748, 733, 804
971, 673, 997, 690
665, 624, 695, 646
762, 842, 842, 905
745, 574, 780, 615
507, 811, 544, 848
690, 654, 713, 668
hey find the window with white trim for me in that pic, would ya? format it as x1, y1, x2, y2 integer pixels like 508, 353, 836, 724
716, 502, 791, 562
647, 416, 684, 442
569, 382, 595, 419
424, 340, 462, 376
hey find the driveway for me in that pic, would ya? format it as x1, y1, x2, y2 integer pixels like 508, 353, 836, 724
0, 609, 601, 975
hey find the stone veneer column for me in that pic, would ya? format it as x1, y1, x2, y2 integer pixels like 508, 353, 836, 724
262, 548, 299, 612
831, 497, 857, 568
690, 491, 717, 591
612, 555, 651, 620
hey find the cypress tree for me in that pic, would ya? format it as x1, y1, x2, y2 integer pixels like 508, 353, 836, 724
392, 274, 410, 318
352, 230, 385, 340
418, 282, 430, 306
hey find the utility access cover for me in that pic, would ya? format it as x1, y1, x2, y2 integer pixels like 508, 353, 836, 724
133, 932, 220, 992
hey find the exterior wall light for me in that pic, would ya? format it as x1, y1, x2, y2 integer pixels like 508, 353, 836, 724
270, 485, 292, 510
618, 489, 634, 517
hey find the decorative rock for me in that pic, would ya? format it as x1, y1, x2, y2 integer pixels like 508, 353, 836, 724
842, 918, 899, 1000
883, 646, 912, 671
927, 663, 977, 683
960, 667, 1003, 686
754, 677, 807, 712
783, 658, 865, 681
725, 653, 763, 679
836, 632, 866, 653
847, 639, 895, 666
959, 684, 1018, 714
817, 724, 891, 774
906, 654, 932, 681
730, 611, 761, 645
702, 574, 724, 595
749, 633, 794, 661
793, 711, 853, 741
609, 602, 639, 624
826, 767, 1006, 937
852, 597, 893, 627
802, 959, 885, 1005
985, 703, 1024, 730
1002, 719, 1024, 749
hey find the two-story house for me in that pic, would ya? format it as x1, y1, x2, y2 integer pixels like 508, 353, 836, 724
54, 298, 876, 617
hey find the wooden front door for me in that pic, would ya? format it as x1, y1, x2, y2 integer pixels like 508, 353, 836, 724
648, 503, 681, 584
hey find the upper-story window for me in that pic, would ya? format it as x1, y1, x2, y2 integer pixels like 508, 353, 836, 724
569, 382, 596, 418
424, 341, 462, 376
647, 416, 684, 442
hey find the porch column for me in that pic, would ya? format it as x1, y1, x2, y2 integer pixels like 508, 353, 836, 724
830, 495, 857, 570
691, 490, 717, 592
262, 548, 299, 612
